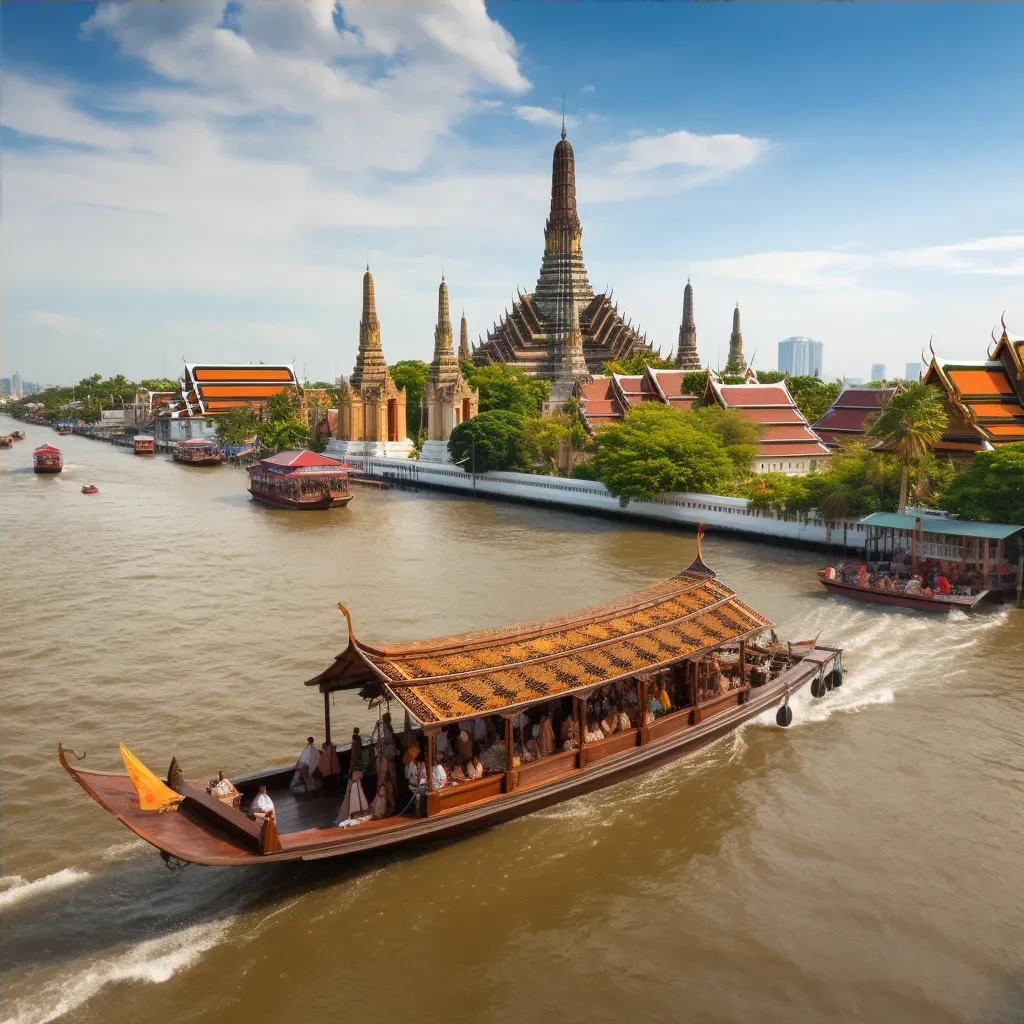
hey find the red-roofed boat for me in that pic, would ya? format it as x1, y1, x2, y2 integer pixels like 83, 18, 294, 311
33, 444, 63, 473
172, 439, 222, 465
58, 528, 843, 867
248, 449, 353, 509
0, 435, 13, 449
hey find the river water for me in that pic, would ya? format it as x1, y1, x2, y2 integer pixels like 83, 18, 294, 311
1, 414, 1022, 1024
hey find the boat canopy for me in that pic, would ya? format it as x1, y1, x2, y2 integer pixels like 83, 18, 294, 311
259, 449, 348, 469
859, 512, 1023, 541
305, 538, 773, 726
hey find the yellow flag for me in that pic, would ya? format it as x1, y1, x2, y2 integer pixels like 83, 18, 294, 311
120, 744, 183, 813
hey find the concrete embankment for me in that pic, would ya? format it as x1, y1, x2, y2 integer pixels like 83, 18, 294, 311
352, 455, 866, 553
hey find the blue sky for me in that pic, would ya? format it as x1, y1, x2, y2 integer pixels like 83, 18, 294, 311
3, 1, 1022, 385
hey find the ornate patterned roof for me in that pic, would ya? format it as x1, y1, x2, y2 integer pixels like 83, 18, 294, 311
306, 544, 773, 725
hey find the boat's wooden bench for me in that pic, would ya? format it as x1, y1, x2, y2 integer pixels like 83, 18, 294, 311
180, 786, 281, 854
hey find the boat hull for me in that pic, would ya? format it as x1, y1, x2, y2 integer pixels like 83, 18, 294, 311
59, 647, 840, 867
249, 488, 353, 510
819, 577, 983, 612
33, 465, 63, 474
173, 455, 222, 466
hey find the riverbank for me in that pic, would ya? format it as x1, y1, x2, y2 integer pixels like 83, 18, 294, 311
345, 453, 868, 553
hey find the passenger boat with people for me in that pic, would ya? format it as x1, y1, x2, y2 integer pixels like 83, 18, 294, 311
172, 439, 222, 465
0, 435, 13, 449
56, 425, 73, 436
59, 528, 844, 867
81, 484, 100, 495
819, 511, 1024, 612
33, 444, 63, 473
134, 436, 155, 455
248, 449, 353, 509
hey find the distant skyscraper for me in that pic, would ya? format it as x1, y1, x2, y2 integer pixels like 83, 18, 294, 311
777, 336, 824, 378
11, 372, 23, 398
843, 375, 865, 386
0, 378, 11, 397
870, 363, 887, 382
904, 361, 922, 382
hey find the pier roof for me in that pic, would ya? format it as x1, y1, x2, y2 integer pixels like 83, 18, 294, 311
306, 535, 772, 726
859, 512, 1023, 540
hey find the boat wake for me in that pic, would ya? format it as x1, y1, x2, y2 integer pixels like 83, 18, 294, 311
0, 870, 90, 911
0, 918, 232, 1024
100, 840, 149, 863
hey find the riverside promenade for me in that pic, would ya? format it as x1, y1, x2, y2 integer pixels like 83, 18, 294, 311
348, 454, 868, 552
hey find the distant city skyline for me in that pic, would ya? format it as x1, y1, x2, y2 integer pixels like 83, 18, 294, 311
870, 363, 887, 382
905, 361, 922, 382
2, 2, 1023, 383
777, 336, 823, 378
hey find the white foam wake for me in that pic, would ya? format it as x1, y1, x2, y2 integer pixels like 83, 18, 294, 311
1, 919, 233, 1024
0, 869, 90, 910
100, 840, 148, 862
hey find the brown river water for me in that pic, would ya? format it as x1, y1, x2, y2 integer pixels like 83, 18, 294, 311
1, 414, 1023, 1024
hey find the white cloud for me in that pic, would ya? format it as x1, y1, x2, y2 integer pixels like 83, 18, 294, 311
617, 129, 771, 176
514, 105, 577, 129
581, 84, 595, 94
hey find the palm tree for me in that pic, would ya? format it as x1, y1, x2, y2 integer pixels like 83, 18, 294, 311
867, 382, 947, 514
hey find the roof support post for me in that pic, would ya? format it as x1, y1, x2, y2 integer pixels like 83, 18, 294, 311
323, 691, 332, 746
504, 716, 516, 793
425, 731, 435, 793
575, 696, 586, 770
983, 537, 990, 587
638, 676, 649, 745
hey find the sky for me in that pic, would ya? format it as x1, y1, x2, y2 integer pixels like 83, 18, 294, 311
3, 1, 1023, 386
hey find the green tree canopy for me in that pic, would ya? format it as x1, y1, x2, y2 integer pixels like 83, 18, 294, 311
464, 363, 551, 417
690, 405, 760, 479
216, 407, 262, 445
139, 378, 178, 392
680, 371, 709, 397
601, 353, 675, 376
753, 370, 788, 384
939, 442, 1024, 524
785, 376, 843, 424
517, 418, 569, 475
867, 382, 948, 513
592, 404, 738, 504
447, 410, 529, 473
390, 360, 430, 434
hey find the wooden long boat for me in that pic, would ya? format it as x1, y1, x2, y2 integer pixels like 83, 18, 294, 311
33, 444, 63, 473
818, 575, 986, 613
172, 439, 222, 465
60, 529, 843, 867
0, 435, 13, 448
247, 449, 353, 509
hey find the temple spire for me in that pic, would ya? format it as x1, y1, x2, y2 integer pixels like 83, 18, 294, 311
350, 267, 388, 387
428, 276, 459, 382
675, 278, 700, 370
543, 130, 582, 259
459, 311, 471, 362
725, 302, 746, 373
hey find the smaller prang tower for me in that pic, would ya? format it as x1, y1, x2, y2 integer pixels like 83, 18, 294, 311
725, 303, 746, 373
675, 278, 700, 370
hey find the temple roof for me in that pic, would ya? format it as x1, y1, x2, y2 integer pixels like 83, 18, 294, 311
170, 363, 298, 417
705, 379, 831, 459
575, 369, 698, 431
813, 385, 898, 449
305, 542, 772, 726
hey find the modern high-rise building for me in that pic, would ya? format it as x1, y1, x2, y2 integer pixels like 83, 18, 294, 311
11, 372, 23, 398
904, 362, 922, 382
870, 363, 886, 382
0, 378, 11, 397
777, 336, 823, 378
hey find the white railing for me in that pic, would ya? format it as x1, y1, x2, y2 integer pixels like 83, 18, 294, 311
357, 457, 867, 551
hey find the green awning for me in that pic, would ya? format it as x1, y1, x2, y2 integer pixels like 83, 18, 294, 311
858, 512, 1023, 540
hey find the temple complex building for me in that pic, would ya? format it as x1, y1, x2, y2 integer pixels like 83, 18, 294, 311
472, 127, 657, 398
675, 279, 701, 370
703, 373, 830, 476
576, 369, 698, 432
458, 313, 471, 363
420, 278, 479, 464
725, 304, 746, 373
922, 318, 1024, 461
329, 269, 413, 460
812, 385, 898, 450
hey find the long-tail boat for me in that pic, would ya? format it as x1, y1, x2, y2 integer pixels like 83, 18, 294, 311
33, 444, 63, 473
172, 439, 222, 465
59, 529, 843, 867
820, 511, 1024, 612
134, 435, 155, 455
248, 449, 353, 509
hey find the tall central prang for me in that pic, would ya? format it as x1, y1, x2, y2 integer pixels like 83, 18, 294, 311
473, 127, 657, 401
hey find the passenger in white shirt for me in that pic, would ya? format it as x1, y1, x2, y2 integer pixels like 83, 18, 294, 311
432, 755, 448, 791
249, 786, 275, 820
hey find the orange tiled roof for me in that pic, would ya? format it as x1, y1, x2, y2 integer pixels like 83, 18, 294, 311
306, 550, 772, 725
179, 363, 299, 416
926, 352, 1024, 447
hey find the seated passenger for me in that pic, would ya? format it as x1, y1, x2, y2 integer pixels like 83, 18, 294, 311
456, 729, 473, 763
936, 575, 951, 595
585, 716, 604, 743
432, 754, 448, 791
468, 755, 485, 778
209, 770, 241, 808
405, 755, 426, 792
249, 785, 275, 821
538, 714, 556, 757
600, 707, 618, 736
450, 763, 467, 783
318, 741, 341, 778
658, 682, 673, 713
290, 736, 321, 793
336, 767, 370, 822
648, 692, 663, 718
371, 757, 395, 819
562, 716, 579, 750
616, 703, 631, 732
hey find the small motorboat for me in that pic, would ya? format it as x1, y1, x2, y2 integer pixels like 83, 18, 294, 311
11, 430, 25, 441
82, 485, 100, 495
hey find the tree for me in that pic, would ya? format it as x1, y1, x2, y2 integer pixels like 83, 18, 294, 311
690, 405, 760, 479
754, 370, 788, 384
139, 378, 178, 392
601, 353, 675, 376
259, 417, 310, 453
447, 410, 529, 473
592, 404, 738, 504
390, 360, 430, 434
215, 407, 261, 445
785, 376, 843, 424
867, 382, 948, 513
939, 442, 1024, 524
681, 372, 708, 396
464, 363, 551, 417
518, 418, 569, 475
